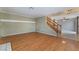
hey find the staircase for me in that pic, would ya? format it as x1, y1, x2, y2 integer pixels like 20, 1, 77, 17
46, 16, 77, 40
46, 16, 62, 37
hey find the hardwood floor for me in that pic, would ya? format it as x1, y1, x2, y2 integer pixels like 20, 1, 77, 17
0, 32, 79, 51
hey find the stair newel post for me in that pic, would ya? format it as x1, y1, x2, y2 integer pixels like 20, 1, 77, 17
59, 25, 62, 38
57, 24, 62, 37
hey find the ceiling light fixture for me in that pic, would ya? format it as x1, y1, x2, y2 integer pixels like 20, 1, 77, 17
29, 7, 34, 10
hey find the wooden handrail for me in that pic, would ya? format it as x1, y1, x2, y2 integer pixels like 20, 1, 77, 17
47, 16, 60, 26
46, 16, 61, 36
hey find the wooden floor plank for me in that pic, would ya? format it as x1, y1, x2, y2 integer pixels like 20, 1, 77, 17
0, 32, 79, 51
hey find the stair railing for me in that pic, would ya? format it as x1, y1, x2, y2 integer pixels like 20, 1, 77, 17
46, 16, 62, 37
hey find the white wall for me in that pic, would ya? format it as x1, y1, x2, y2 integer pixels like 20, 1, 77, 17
36, 17, 56, 36
0, 12, 35, 37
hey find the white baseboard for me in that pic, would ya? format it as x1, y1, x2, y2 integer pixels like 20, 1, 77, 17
1, 31, 35, 37
38, 31, 56, 36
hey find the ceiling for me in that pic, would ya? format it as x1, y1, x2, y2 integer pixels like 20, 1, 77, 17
0, 7, 71, 18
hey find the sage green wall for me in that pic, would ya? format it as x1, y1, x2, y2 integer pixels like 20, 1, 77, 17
36, 17, 77, 39
0, 12, 35, 37
36, 17, 56, 36
0, 12, 34, 21
0, 22, 5, 37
